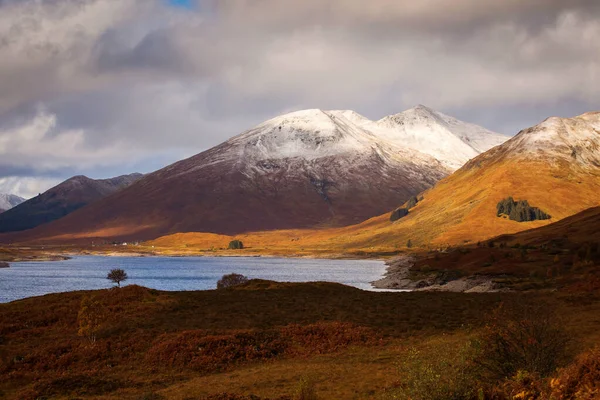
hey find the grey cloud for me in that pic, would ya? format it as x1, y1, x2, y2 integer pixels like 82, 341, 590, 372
93, 28, 190, 74
206, 0, 600, 36
0, 0, 598, 195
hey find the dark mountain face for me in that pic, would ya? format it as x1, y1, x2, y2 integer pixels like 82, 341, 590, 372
0, 173, 143, 233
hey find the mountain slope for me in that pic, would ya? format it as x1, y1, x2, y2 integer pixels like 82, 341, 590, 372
0, 194, 25, 214
147, 110, 600, 254
327, 110, 600, 248
354, 111, 599, 246
4, 107, 505, 243
0, 174, 143, 233
496, 205, 600, 246
400, 206, 600, 292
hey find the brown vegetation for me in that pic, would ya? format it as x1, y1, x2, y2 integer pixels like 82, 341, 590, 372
1, 281, 600, 399
402, 207, 600, 292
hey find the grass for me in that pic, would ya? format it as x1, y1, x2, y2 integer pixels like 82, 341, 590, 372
2, 280, 600, 399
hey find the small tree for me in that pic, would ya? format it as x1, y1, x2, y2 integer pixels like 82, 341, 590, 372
406, 239, 413, 248
77, 296, 105, 343
228, 240, 244, 250
217, 273, 249, 289
107, 268, 128, 287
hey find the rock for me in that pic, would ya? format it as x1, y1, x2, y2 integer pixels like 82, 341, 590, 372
0, 261, 9, 268
390, 208, 409, 222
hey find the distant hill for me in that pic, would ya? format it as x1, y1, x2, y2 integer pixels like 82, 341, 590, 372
0, 193, 25, 214
0, 174, 143, 233
6, 106, 506, 243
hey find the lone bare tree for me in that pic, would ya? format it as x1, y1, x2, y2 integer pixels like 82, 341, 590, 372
107, 268, 128, 287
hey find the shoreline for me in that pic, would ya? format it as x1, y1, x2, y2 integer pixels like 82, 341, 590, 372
371, 255, 504, 293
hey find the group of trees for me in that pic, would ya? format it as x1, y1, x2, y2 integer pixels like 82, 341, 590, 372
228, 240, 244, 250
497, 197, 551, 222
390, 207, 409, 222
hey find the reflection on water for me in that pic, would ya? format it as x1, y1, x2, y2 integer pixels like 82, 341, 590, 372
0, 255, 387, 303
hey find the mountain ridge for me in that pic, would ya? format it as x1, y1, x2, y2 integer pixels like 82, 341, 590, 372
145, 110, 600, 254
0, 105, 506, 243
0, 173, 143, 233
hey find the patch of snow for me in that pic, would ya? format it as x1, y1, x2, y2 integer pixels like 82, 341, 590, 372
0, 193, 25, 212
503, 112, 600, 167
178, 105, 508, 179
367, 105, 509, 170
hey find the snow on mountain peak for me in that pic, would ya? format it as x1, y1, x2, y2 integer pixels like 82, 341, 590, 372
366, 105, 509, 170
202, 106, 509, 173
0, 193, 25, 212
504, 111, 600, 167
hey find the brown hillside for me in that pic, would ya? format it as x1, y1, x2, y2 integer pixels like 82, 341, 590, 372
406, 206, 600, 292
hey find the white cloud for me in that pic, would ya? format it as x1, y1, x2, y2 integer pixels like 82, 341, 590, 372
0, 176, 61, 199
0, 107, 137, 170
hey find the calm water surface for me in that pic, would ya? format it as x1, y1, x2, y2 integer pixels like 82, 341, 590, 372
0, 256, 388, 303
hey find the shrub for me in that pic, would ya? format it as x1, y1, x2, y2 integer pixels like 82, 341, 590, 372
217, 273, 249, 289
228, 240, 244, 250
294, 377, 318, 400
550, 347, 600, 399
390, 208, 409, 222
388, 343, 479, 400
77, 296, 106, 343
107, 269, 128, 287
406, 239, 413, 249
498, 370, 547, 400
474, 301, 570, 382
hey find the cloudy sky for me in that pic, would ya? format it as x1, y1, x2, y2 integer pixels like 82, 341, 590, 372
0, 0, 598, 198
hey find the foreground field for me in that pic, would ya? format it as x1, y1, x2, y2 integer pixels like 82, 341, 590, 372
1, 281, 600, 399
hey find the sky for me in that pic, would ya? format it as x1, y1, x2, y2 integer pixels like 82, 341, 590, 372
0, 0, 598, 198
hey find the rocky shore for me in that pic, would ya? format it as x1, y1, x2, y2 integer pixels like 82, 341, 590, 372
372, 254, 503, 293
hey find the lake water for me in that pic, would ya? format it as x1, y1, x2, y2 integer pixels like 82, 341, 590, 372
0, 256, 388, 303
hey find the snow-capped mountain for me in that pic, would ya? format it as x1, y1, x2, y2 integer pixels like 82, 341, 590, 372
496, 111, 600, 167
4, 106, 506, 242
296, 110, 600, 251
365, 105, 508, 170
0, 194, 25, 213
221, 105, 507, 172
